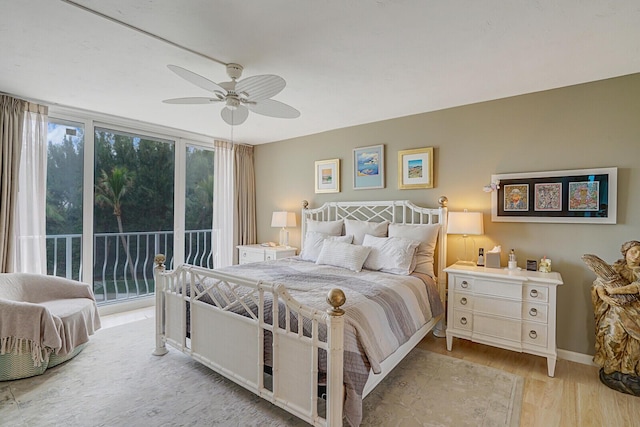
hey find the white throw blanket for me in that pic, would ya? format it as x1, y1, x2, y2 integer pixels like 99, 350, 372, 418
0, 273, 101, 367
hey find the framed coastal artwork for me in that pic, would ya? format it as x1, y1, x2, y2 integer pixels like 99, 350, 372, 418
314, 158, 340, 193
491, 167, 617, 223
353, 144, 384, 190
397, 147, 433, 189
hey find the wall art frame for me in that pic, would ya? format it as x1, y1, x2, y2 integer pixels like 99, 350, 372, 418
397, 147, 434, 189
491, 167, 617, 224
353, 144, 384, 190
314, 158, 340, 193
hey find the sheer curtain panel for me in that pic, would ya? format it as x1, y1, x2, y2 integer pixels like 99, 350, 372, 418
14, 103, 48, 273
0, 95, 25, 273
213, 140, 234, 268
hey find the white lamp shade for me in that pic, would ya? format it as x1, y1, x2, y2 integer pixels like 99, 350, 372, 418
271, 211, 297, 228
447, 211, 484, 235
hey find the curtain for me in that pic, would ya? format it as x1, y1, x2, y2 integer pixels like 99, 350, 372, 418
14, 103, 48, 274
233, 143, 256, 265
213, 140, 234, 268
0, 95, 25, 273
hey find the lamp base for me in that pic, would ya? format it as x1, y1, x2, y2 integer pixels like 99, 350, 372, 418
279, 228, 289, 247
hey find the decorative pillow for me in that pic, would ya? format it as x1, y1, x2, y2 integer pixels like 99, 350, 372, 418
316, 240, 371, 272
344, 219, 389, 245
300, 232, 354, 262
388, 223, 440, 278
306, 219, 344, 236
362, 234, 420, 275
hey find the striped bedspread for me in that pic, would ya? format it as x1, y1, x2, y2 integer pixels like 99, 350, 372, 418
216, 257, 444, 426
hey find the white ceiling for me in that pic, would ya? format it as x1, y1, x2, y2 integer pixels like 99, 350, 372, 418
2, 1, 640, 145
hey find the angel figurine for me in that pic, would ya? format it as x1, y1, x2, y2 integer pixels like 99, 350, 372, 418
582, 241, 640, 396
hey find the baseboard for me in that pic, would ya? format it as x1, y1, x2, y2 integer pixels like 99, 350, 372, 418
558, 348, 598, 367
98, 296, 154, 316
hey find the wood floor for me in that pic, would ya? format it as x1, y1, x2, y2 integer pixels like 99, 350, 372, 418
103, 308, 639, 427
417, 334, 640, 427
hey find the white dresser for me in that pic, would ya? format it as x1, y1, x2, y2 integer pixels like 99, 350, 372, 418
237, 244, 297, 265
444, 263, 563, 377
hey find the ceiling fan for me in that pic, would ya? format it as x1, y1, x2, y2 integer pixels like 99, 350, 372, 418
163, 63, 300, 126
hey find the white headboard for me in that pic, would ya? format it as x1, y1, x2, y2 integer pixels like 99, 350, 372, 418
301, 198, 449, 297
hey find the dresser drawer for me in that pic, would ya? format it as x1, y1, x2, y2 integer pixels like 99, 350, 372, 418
475, 279, 522, 299
239, 250, 264, 264
451, 309, 473, 331
524, 284, 548, 303
474, 314, 521, 342
522, 322, 548, 347
452, 292, 473, 310
522, 302, 548, 323
474, 296, 521, 319
453, 276, 474, 291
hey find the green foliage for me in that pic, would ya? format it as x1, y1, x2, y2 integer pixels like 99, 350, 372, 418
47, 123, 214, 235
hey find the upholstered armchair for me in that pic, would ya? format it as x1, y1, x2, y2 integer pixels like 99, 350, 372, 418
0, 273, 101, 381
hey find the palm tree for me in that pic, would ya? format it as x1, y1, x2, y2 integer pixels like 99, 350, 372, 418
95, 167, 135, 278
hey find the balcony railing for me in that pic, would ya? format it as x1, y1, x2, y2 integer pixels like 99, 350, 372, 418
46, 229, 215, 305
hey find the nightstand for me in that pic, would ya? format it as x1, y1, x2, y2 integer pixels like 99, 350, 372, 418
236, 244, 297, 265
444, 263, 563, 377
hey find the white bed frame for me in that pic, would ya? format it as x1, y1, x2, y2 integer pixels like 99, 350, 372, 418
153, 198, 448, 426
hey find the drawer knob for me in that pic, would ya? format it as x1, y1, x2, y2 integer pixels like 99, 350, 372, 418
266, 256, 272, 260
529, 308, 538, 316
529, 330, 538, 339
530, 289, 538, 298
460, 317, 468, 325
460, 297, 468, 305
243, 253, 247, 257
461, 281, 469, 289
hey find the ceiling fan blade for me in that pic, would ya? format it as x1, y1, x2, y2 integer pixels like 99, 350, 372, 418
167, 64, 226, 95
236, 75, 286, 101
247, 99, 300, 119
221, 105, 249, 126
162, 97, 222, 104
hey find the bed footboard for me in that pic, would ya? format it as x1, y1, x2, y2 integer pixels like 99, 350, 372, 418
152, 256, 346, 427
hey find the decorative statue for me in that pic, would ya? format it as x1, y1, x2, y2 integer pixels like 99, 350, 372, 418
582, 241, 640, 396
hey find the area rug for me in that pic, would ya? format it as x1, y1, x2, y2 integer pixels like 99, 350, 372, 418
1, 318, 522, 426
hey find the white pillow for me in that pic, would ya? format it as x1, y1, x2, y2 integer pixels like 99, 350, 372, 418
362, 234, 420, 275
388, 223, 440, 278
344, 219, 389, 245
306, 219, 344, 236
316, 240, 371, 272
300, 232, 354, 262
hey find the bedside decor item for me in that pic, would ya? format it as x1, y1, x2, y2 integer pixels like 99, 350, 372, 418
353, 144, 384, 189
485, 248, 501, 268
447, 210, 484, 265
490, 167, 617, 223
397, 147, 433, 189
526, 259, 538, 272
477, 248, 485, 266
314, 158, 340, 193
539, 257, 552, 273
270, 211, 296, 246
583, 241, 640, 396
508, 249, 518, 270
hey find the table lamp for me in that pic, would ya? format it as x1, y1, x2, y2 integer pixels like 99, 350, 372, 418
447, 210, 484, 265
271, 211, 296, 247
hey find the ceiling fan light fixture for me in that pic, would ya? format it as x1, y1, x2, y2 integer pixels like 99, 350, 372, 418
226, 97, 240, 110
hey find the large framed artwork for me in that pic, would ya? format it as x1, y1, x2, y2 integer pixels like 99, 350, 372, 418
491, 167, 617, 224
314, 158, 340, 193
353, 144, 384, 190
397, 147, 433, 189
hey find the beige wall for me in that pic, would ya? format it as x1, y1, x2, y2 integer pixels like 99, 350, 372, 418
253, 73, 640, 355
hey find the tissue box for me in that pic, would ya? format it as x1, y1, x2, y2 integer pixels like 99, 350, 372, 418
485, 252, 501, 268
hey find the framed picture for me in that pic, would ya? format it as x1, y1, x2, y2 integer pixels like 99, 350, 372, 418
314, 158, 340, 193
491, 167, 617, 223
397, 147, 433, 189
353, 144, 384, 190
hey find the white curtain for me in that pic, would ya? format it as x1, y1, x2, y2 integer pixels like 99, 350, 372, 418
14, 103, 48, 274
213, 140, 234, 268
